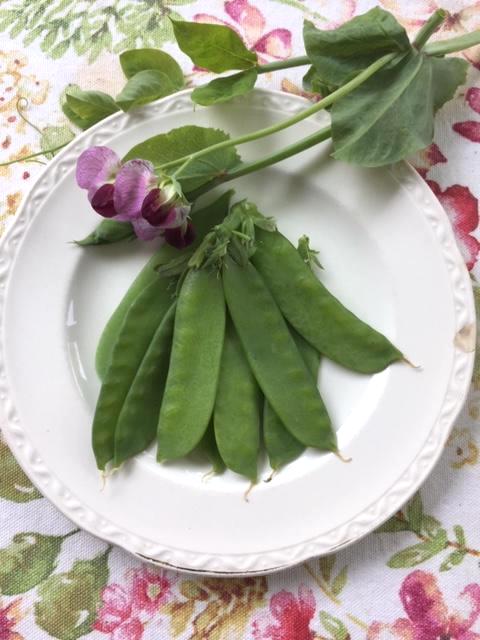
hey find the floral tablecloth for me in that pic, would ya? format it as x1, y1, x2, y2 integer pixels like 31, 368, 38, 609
2, 0, 480, 638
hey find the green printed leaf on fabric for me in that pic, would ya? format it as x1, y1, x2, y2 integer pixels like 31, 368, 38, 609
303, 8, 409, 88
406, 492, 423, 534
171, 19, 257, 72
376, 516, 410, 533
439, 549, 466, 572
192, 68, 258, 106
319, 611, 349, 640
331, 566, 348, 597
0, 532, 64, 594
120, 48, 184, 88
0, 439, 41, 502
454, 524, 466, 548
123, 125, 241, 193
387, 529, 448, 568
35, 550, 110, 640
319, 554, 336, 582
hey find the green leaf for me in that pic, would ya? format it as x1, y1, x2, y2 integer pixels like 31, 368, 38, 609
302, 66, 335, 97
454, 525, 466, 548
421, 515, 442, 538
120, 48, 184, 89
51, 39, 69, 58
376, 516, 410, 534
0, 532, 64, 594
387, 529, 448, 568
41, 125, 75, 158
440, 549, 466, 572
332, 51, 431, 167
123, 125, 241, 194
64, 88, 119, 129
171, 18, 257, 72
75, 220, 135, 246
116, 69, 177, 111
35, 550, 110, 640
319, 611, 349, 640
430, 56, 468, 112
331, 566, 348, 597
192, 68, 258, 106
319, 555, 335, 582
303, 8, 409, 88
406, 492, 423, 534
0, 439, 41, 502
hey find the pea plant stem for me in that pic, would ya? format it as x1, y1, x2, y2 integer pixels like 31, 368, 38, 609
157, 52, 396, 174
188, 126, 332, 200
413, 9, 446, 50
424, 30, 480, 56
0, 143, 68, 166
257, 55, 310, 74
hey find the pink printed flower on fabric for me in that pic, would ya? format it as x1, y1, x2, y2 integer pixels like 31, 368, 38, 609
428, 180, 480, 270
94, 568, 173, 640
413, 143, 447, 179
252, 585, 316, 640
453, 88, 480, 143
195, 0, 292, 65
367, 570, 480, 640
0, 599, 23, 640
76, 146, 192, 246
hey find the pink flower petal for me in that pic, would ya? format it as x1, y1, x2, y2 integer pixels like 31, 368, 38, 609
111, 617, 144, 640
449, 584, 480, 636
414, 143, 447, 178
256, 586, 315, 640
453, 121, 480, 143
131, 568, 172, 614
113, 159, 156, 221
428, 182, 479, 234
367, 619, 415, 640
254, 29, 291, 59
194, 13, 232, 27
131, 218, 161, 242
466, 88, 480, 114
93, 584, 132, 633
400, 571, 449, 633
76, 146, 120, 199
225, 0, 265, 45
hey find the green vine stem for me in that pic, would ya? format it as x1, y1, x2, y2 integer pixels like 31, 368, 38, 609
413, 9, 446, 50
425, 30, 480, 56
257, 55, 310, 74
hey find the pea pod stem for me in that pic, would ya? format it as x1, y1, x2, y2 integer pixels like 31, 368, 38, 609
413, 9, 446, 50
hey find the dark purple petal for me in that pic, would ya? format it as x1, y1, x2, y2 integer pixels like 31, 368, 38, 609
90, 183, 117, 218
164, 221, 196, 249
131, 217, 161, 242
76, 146, 120, 199
141, 188, 172, 226
113, 159, 156, 221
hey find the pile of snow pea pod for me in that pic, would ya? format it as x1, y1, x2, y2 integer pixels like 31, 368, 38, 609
92, 191, 404, 482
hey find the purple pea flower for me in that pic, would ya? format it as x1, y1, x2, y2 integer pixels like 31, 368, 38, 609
76, 146, 193, 246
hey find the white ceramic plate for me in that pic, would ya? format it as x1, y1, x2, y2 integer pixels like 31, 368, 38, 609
0, 89, 475, 576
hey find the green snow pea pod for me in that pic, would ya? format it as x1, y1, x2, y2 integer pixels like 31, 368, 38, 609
114, 303, 176, 468
157, 268, 226, 460
264, 329, 320, 470
214, 319, 261, 482
198, 422, 226, 475
251, 228, 402, 374
95, 190, 233, 379
223, 256, 336, 452
92, 277, 175, 470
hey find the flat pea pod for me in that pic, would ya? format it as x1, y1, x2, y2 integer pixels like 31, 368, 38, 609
198, 422, 225, 475
114, 303, 176, 468
157, 268, 226, 460
92, 277, 175, 470
251, 228, 403, 374
223, 256, 336, 451
214, 319, 261, 482
264, 330, 320, 470
95, 190, 233, 379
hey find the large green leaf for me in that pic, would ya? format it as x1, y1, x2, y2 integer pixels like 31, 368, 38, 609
331, 52, 429, 166
171, 19, 257, 72
35, 551, 110, 640
123, 125, 241, 193
116, 69, 178, 111
0, 532, 64, 594
63, 87, 119, 130
331, 50, 467, 166
303, 8, 409, 87
192, 68, 258, 106
387, 529, 448, 568
120, 48, 184, 88
0, 439, 41, 502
